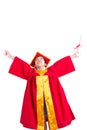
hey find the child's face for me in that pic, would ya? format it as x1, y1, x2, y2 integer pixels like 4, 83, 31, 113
34, 56, 46, 69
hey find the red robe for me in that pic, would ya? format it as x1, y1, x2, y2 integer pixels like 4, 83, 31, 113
9, 56, 75, 129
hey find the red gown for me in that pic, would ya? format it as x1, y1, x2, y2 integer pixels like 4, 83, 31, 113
9, 56, 75, 129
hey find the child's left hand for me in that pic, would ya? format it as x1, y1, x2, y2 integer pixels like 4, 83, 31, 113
71, 44, 82, 58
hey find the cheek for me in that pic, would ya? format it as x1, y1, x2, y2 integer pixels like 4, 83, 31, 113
35, 61, 41, 66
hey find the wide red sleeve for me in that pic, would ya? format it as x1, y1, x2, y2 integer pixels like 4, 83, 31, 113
49, 56, 75, 77
9, 57, 32, 80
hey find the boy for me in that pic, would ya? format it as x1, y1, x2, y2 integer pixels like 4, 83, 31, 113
4, 47, 80, 130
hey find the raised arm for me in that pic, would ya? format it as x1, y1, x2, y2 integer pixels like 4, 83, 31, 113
49, 44, 81, 77
4, 50, 32, 80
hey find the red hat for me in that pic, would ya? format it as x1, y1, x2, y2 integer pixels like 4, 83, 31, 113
30, 52, 50, 67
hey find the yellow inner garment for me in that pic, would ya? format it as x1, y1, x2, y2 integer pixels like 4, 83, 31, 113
36, 70, 58, 130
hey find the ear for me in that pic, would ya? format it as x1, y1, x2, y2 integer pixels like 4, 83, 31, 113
34, 64, 36, 68
45, 63, 47, 67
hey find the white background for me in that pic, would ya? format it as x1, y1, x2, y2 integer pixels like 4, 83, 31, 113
0, 0, 87, 130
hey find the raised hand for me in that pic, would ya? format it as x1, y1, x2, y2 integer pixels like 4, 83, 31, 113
71, 44, 82, 58
4, 50, 14, 60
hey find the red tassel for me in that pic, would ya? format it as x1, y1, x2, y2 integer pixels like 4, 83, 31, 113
74, 44, 81, 49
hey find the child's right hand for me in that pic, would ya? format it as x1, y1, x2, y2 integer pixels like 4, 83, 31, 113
4, 50, 14, 60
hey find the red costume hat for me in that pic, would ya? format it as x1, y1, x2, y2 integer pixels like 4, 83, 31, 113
30, 52, 50, 67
